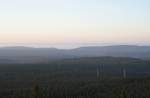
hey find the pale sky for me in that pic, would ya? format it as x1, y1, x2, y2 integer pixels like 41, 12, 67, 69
0, 0, 150, 47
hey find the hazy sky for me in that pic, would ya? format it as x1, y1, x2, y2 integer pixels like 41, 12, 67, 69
0, 0, 150, 47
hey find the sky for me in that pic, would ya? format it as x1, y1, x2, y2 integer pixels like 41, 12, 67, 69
0, 0, 150, 48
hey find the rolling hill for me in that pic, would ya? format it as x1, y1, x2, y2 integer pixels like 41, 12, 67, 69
0, 45, 150, 63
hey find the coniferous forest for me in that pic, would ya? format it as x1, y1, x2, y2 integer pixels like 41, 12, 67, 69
1, 57, 150, 98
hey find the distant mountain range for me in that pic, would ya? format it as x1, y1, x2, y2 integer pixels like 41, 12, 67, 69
0, 45, 150, 64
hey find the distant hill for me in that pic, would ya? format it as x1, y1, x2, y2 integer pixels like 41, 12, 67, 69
51, 56, 150, 78
69, 45, 150, 59
0, 45, 150, 63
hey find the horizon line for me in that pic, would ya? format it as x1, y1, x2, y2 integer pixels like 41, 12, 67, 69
0, 44, 150, 49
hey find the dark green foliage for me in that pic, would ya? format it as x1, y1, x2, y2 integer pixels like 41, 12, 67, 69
5, 78, 150, 98
30, 85, 42, 98
0, 57, 150, 98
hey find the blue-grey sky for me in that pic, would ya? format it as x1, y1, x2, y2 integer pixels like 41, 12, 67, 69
0, 0, 150, 47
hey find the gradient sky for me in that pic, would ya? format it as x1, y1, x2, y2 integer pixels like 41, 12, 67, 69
0, 0, 150, 47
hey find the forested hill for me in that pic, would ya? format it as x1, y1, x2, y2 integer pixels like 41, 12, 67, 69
0, 45, 150, 64
0, 57, 150, 82
1, 57, 150, 98
49, 57, 150, 78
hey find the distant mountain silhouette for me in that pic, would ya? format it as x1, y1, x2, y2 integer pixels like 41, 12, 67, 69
69, 45, 150, 59
0, 45, 150, 63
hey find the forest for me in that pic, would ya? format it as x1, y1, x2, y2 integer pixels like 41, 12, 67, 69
0, 57, 150, 98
